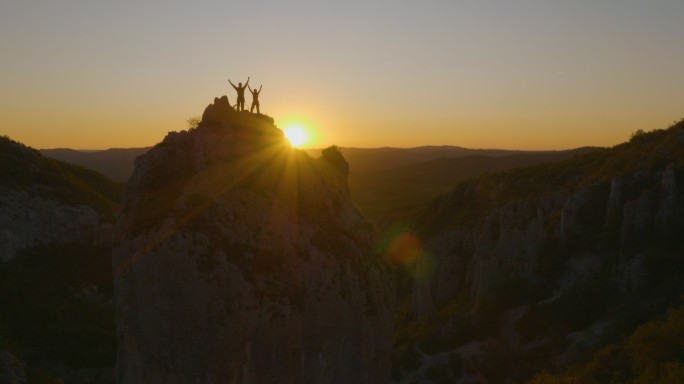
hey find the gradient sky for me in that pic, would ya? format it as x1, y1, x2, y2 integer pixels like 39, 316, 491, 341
1, 0, 683, 150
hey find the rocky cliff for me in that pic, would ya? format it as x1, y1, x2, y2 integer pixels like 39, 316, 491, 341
394, 122, 684, 382
113, 97, 395, 384
0, 187, 107, 261
0, 136, 119, 261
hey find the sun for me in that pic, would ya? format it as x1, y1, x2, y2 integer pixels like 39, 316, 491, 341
283, 125, 309, 147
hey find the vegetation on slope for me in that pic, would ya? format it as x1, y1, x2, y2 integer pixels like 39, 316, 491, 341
0, 135, 122, 217
529, 297, 684, 383
0, 244, 116, 383
0, 136, 121, 382
418, 119, 684, 237
391, 119, 684, 382
351, 148, 599, 230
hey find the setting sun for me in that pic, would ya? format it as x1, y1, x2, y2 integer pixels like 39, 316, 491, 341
283, 125, 309, 147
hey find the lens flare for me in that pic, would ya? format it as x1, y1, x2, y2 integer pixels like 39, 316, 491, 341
387, 233, 421, 265
381, 230, 434, 280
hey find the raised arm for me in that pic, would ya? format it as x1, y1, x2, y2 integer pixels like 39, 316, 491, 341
244, 77, 250, 88
258, 85, 262, 93
247, 85, 253, 92
228, 80, 237, 90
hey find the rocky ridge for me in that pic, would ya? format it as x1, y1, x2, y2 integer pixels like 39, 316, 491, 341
395, 122, 684, 382
114, 97, 395, 384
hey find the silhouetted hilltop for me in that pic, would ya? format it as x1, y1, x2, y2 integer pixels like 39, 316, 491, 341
114, 97, 395, 383
393, 120, 684, 382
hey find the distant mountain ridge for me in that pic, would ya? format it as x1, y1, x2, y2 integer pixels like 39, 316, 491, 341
347, 146, 601, 228
42, 144, 601, 229
41, 147, 151, 182
306, 145, 597, 174
42, 145, 597, 182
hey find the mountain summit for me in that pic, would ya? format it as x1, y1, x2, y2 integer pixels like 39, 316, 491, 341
113, 97, 394, 383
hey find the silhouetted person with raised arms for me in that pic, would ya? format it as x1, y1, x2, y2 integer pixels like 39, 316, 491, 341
248, 84, 262, 114
229, 77, 249, 111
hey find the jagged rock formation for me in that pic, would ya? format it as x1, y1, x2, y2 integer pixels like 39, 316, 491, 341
113, 97, 395, 384
395, 122, 684, 382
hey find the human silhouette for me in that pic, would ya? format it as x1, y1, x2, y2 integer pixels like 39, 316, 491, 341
229, 77, 250, 111
248, 84, 262, 114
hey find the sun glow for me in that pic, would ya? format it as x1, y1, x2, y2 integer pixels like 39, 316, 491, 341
283, 125, 310, 147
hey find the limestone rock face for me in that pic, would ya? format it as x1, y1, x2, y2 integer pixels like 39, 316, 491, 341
0, 187, 106, 261
418, 163, 684, 319
114, 98, 394, 384
400, 126, 684, 380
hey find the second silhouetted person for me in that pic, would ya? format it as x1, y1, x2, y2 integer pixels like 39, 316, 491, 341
248, 84, 262, 114
229, 77, 250, 111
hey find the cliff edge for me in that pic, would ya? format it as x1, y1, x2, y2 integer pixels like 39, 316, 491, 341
113, 97, 395, 383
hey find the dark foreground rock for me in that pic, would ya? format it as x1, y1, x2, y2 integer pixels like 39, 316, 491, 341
114, 98, 395, 383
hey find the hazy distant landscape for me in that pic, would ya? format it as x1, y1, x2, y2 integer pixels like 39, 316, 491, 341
3, 103, 684, 383
41, 145, 599, 230
3, 1, 684, 383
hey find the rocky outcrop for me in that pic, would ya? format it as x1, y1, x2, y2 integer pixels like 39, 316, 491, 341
114, 98, 394, 384
0, 187, 110, 261
398, 123, 684, 382
419, 161, 683, 314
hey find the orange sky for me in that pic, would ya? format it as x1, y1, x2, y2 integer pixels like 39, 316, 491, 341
1, 1, 683, 150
